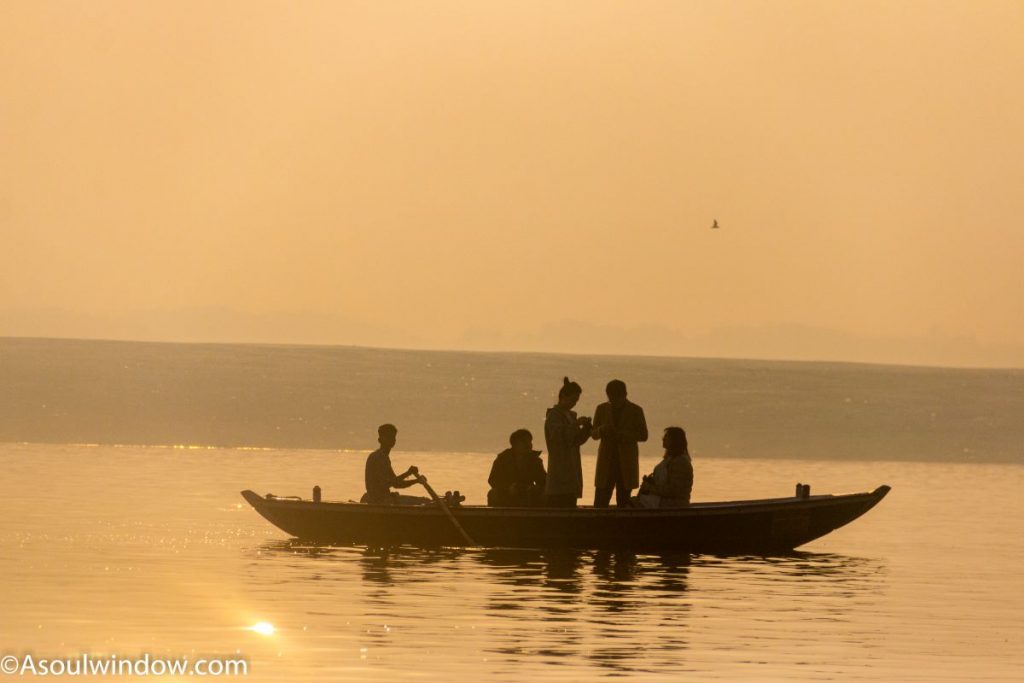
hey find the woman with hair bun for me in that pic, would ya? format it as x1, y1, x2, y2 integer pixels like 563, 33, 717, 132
543, 377, 593, 507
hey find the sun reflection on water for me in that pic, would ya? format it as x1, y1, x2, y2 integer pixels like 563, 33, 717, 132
248, 621, 276, 636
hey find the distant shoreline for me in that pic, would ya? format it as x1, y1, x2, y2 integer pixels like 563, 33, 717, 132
4, 334, 1023, 373
2, 336, 1021, 463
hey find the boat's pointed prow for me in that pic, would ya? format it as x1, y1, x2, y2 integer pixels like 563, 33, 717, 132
869, 484, 891, 507
241, 490, 265, 507
850, 484, 891, 520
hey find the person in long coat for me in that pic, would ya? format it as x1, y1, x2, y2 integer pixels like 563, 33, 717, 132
544, 377, 592, 507
591, 379, 648, 507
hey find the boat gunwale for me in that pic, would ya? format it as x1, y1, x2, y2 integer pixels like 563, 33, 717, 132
241, 486, 890, 518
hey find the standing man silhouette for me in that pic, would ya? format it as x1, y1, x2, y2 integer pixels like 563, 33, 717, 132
592, 379, 648, 507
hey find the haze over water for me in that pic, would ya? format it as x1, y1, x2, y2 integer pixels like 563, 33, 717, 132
1, 338, 1023, 680
3, 338, 1022, 462
3, 2, 1023, 369
3, 2, 1023, 678
1, 444, 1021, 681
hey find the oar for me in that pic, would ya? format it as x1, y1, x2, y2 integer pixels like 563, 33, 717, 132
415, 473, 476, 546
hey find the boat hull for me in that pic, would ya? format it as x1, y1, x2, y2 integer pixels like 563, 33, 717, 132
241, 486, 890, 553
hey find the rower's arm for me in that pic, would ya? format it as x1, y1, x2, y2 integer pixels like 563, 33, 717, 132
393, 466, 419, 489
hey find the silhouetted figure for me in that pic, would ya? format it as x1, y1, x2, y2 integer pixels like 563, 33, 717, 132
487, 428, 547, 507
711, 219, 719, 229
544, 377, 592, 508
633, 427, 693, 508
360, 423, 429, 505
592, 379, 648, 507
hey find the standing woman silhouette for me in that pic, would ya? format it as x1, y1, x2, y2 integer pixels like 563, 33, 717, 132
543, 377, 593, 508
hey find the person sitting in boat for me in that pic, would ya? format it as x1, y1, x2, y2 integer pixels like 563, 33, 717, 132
632, 426, 693, 508
487, 428, 547, 507
360, 423, 429, 505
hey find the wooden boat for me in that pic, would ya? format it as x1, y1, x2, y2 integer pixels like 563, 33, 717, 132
241, 485, 890, 553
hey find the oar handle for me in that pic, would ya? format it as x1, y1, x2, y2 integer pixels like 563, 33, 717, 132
415, 474, 476, 546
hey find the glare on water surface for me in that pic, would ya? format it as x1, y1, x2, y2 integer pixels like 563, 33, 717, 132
248, 622, 276, 637
0, 444, 1021, 681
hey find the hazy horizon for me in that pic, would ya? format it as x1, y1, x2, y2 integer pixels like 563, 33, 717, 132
3, 1, 1023, 369
4, 308, 1024, 370
4, 337, 1021, 461
3, 5, 1022, 679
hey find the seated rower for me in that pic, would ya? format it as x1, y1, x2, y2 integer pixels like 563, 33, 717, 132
360, 423, 430, 505
487, 429, 547, 507
632, 426, 693, 508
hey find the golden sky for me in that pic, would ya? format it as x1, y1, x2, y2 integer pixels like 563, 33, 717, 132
2, 1, 1022, 366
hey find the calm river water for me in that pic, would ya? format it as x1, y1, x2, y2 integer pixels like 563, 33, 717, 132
1, 443, 1021, 680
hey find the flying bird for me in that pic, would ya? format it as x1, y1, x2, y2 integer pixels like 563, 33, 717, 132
711, 219, 719, 229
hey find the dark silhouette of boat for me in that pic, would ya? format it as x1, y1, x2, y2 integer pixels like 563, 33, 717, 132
241, 485, 890, 553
